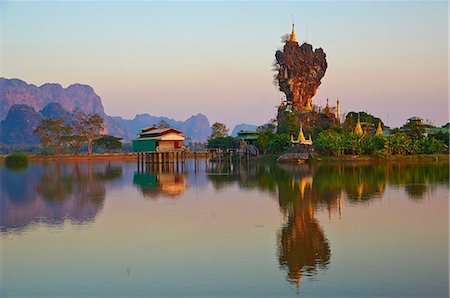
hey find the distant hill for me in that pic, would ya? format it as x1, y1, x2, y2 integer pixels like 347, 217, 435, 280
112, 113, 211, 142
0, 77, 212, 145
0, 104, 43, 145
231, 123, 258, 136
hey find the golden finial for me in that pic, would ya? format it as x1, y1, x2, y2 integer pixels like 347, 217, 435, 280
375, 121, 384, 136
354, 117, 363, 135
298, 125, 306, 142
290, 23, 298, 43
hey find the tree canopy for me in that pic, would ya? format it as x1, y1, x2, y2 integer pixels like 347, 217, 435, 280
209, 122, 229, 139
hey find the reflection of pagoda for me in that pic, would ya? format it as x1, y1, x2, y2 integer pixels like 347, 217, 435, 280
133, 167, 187, 199
278, 181, 331, 290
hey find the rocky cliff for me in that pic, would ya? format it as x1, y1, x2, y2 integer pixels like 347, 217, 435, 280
0, 78, 105, 120
0, 78, 213, 144
275, 41, 327, 110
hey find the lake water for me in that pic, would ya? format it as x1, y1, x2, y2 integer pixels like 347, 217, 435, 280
1, 160, 448, 297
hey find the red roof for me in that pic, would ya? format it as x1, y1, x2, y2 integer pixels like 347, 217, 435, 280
139, 127, 183, 138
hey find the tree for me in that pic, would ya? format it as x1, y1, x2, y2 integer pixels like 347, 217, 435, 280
343, 111, 384, 133
401, 120, 427, 140
276, 110, 299, 136
61, 135, 85, 155
34, 118, 72, 156
94, 135, 123, 155
209, 122, 229, 139
74, 112, 104, 155
158, 120, 170, 129
207, 136, 236, 151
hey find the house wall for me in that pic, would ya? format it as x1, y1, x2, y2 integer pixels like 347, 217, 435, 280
132, 139, 157, 152
158, 140, 176, 151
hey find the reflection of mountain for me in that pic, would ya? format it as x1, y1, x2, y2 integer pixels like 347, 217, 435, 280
0, 162, 122, 232
133, 167, 187, 199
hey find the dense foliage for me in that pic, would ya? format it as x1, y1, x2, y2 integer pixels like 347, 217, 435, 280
34, 112, 105, 156
94, 135, 123, 154
4, 153, 29, 169
207, 136, 236, 151
314, 131, 447, 157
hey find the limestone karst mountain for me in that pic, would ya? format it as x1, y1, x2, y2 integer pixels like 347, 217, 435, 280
0, 78, 213, 145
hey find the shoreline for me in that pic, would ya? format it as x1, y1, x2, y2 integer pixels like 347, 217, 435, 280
0, 152, 448, 164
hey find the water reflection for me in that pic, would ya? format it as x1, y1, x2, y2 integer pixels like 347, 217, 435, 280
0, 162, 122, 232
133, 164, 187, 198
206, 161, 449, 290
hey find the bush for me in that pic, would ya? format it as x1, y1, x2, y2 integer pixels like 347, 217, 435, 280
4, 153, 29, 169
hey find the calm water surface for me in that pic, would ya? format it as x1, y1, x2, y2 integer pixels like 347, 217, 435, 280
1, 160, 448, 297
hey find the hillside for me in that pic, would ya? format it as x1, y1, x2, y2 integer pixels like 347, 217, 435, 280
0, 78, 212, 144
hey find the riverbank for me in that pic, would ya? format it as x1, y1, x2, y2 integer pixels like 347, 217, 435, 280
0, 152, 212, 163
0, 152, 448, 164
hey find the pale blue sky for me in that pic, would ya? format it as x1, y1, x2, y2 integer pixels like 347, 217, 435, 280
1, 1, 448, 127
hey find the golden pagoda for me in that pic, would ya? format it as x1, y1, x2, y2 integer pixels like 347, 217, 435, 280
305, 99, 312, 111
298, 125, 306, 142
375, 121, 384, 136
290, 23, 297, 43
354, 117, 363, 135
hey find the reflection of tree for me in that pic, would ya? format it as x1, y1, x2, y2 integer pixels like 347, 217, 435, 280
205, 160, 449, 289
1, 162, 122, 232
36, 163, 123, 203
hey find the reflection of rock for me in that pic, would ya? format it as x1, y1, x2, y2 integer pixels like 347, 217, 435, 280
133, 170, 187, 199
278, 203, 331, 288
0, 162, 122, 232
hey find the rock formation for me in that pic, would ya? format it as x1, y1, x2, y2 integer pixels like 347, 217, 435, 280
0, 78, 213, 144
275, 26, 327, 110
0, 104, 43, 145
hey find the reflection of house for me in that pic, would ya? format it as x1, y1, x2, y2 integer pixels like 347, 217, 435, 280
132, 126, 188, 153
133, 171, 186, 198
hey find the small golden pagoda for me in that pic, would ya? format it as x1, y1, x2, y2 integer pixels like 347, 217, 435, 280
375, 121, 384, 136
298, 125, 306, 142
305, 99, 312, 111
354, 117, 363, 135
290, 23, 297, 43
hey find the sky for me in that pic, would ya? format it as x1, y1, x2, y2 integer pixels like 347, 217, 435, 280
1, 1, 448, 128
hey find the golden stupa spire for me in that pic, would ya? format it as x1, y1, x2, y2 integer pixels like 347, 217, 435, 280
375, 121, 384, 136
298, 125, 306, 142
305, 99, 312, 111
354, 117, 363, 135
290, 23, 298, 43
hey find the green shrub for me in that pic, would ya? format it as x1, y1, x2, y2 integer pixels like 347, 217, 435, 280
371, 149, 389, 158
4, 153, 29, 169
